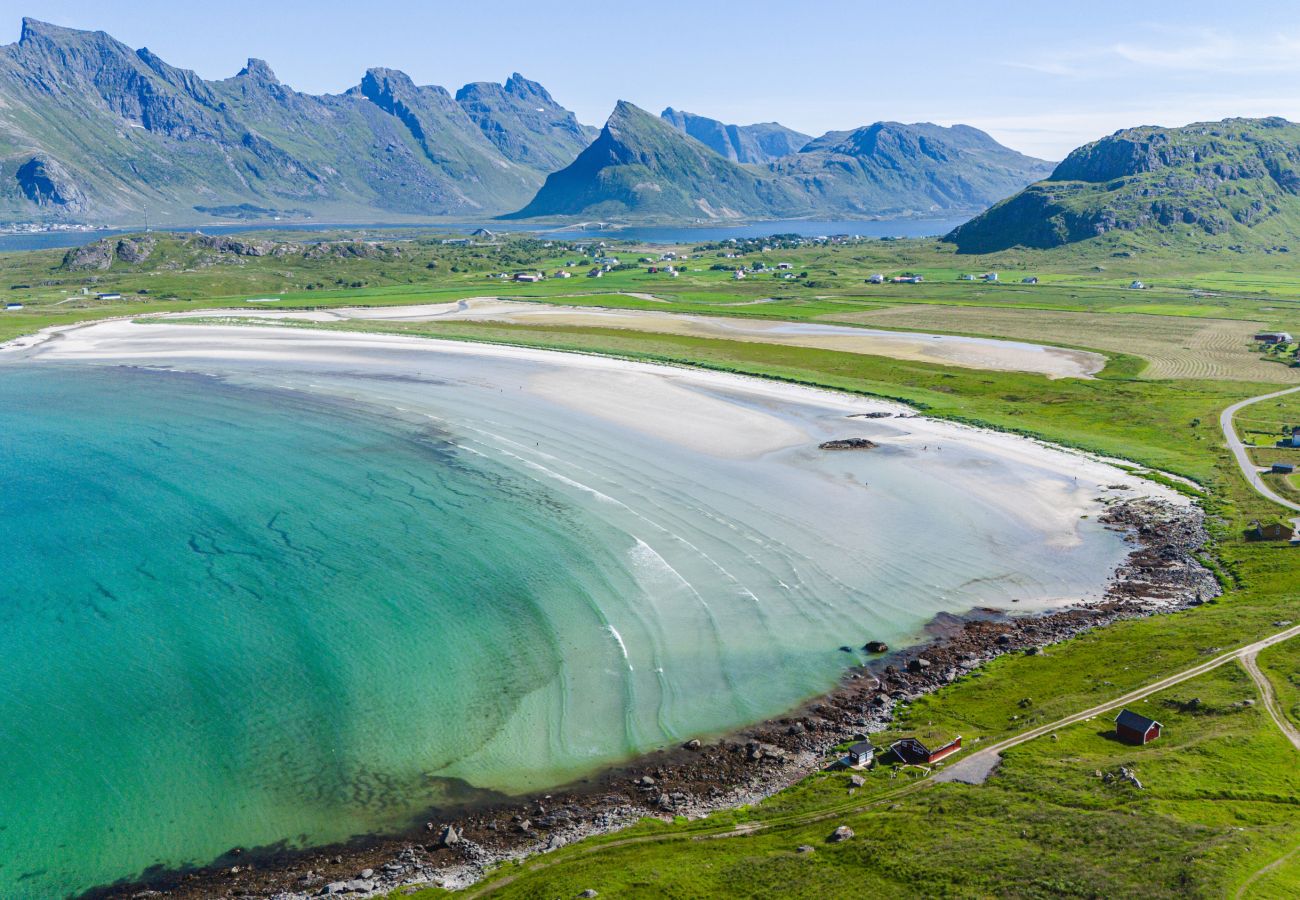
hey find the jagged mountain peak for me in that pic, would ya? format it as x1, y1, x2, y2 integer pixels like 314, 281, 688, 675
236, 58, 279, 84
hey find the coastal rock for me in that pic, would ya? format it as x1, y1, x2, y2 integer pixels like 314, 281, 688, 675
579, 891, 599, 898
829, 825, 855, 842
819, 438, 879, 451
436, 824, 461, 847
864, 641, 889, 654
907, 658, 932, 673
683, 739, 701, 751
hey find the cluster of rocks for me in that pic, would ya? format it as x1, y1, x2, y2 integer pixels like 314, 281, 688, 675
96, 500, 1214, 900
819, 437, 878, 451
61, 235, 157, 270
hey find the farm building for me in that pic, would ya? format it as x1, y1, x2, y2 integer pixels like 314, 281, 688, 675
587, 268, 603, 278
552, 270, 572, 278
846, 741, 875, 769
958, 273, 976, 281
1276, 426, 1300, 448
887, 735, 962, 765
1114, 709, 1162, 745
867, 274, 885, 284
96, 292, 122, 300
513, 272, 542, 283
1272, 462, 1295, 474
1022, 276, 1039, 284
980, 272, 998, 282
1255, 331, 1294, 344
4, 302, 23, 310
1128, 280, 1146, 290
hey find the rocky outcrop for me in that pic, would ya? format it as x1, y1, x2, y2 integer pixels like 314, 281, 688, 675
15, 156, 86, 213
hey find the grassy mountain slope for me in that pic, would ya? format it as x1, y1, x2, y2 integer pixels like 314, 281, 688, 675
0, 19, 589, 224
504, 101, 815, 220
946, 117, 1300, 253
770, 122, 1054, 217
660, 108, 811, 163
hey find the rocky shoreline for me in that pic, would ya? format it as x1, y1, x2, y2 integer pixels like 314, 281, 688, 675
87, 496, 1217, 900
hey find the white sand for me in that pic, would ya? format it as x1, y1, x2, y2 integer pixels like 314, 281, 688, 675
12, 318, 1181, 534
167, 298, 1105, 379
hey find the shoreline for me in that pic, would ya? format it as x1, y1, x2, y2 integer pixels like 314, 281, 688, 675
82, 495, 1217, 900
7, 320, 1204, 899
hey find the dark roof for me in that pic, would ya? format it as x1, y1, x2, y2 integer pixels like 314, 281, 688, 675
848, 741, 875, 755
1115, 709, 1161, 732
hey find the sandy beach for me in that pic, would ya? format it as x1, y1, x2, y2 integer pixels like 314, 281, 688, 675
158, 297, 1107, 379
5, 317, 1195, 898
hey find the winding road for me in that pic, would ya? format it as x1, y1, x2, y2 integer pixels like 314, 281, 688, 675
1219, 385, 1300, 518
1240, 650, 1300, 752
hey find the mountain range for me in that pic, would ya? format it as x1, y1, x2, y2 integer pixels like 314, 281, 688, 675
946, 117, 1300, 252
509, 101, 1053, 221
0, 17, 1052, 226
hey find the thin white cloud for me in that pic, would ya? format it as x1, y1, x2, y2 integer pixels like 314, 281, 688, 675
1009, 26, 1300, 78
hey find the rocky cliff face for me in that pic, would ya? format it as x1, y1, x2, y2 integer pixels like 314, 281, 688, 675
0, 18, 594, 223
945, 117, 1300, 252
660, 109, 810, 164
457, 74, 598, 171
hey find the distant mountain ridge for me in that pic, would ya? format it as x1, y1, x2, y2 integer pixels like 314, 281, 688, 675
0, 17, 1052, 226
510, 101, 1052, 221
945, 117, 1300, 252
0, 18, 593, 223
660, 109, 811, 164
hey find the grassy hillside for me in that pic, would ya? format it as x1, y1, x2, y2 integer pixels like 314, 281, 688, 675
947, 117, 1300, 254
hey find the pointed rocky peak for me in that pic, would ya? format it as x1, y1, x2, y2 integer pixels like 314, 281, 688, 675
237, 58, 279, 84
503, 72, 552, 103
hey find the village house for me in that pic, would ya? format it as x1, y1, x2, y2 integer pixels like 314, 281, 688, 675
887, 735, 962, 765
1247, 519, 1299, 542
1114, 709, 1162, 745
1022, 276, 1039, 284
513, 272, 543, 283
96, 292, 122, 300
777, 262, 793, 270
587, 268, 603, 278
1276, 426, 1300, 448
980, 272, 998, 282
867, 274, 885, 284
552, 270, 572, 278
959, 273, 976, 281
4, 302, 24, 310
891, 274, 924, 284
846, 741, 875, 769
1255, 331, 1294, 344
440, 238, 471, 246
733, 269, 746, 280
1129, 280, 1146, 290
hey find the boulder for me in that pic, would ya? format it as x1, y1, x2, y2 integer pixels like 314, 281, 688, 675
436, 824, 461, 847
863, 641, 889, 654
829, 825, 855, 842
848, 774, 865, 787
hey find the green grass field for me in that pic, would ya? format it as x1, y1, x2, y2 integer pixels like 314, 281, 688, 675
6, 230, 1300, 897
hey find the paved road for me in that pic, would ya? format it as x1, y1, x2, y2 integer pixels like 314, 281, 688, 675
936, 621, 1300, 784
1240, 650, 1300, 752
1219, 385, 1300, 516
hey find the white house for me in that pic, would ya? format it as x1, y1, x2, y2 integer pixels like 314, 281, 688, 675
4, 302, 24, 311
1129, 280, 1146, 290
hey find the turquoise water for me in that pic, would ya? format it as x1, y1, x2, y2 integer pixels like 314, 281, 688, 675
0, 366, 655, 896
0, 352, 1134, 897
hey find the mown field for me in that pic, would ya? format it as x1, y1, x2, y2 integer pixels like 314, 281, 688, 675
6, 230, 1300, 897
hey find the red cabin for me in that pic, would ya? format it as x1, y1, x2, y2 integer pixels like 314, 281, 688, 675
888, 735, 962, 765
1115, 709, 1162, 745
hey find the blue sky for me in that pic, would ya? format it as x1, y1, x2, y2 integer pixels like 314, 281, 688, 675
5, 0, 1297, 159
